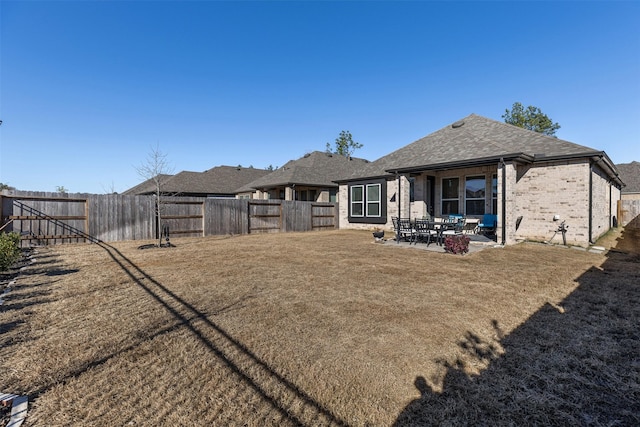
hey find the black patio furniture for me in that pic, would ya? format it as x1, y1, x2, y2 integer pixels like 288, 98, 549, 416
414, 219, 438, 246
441, 217, 466, 242
396, 218, 416, 243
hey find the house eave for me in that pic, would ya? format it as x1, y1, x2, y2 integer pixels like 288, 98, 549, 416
252, 182, 339, 191
333, 173, 394, 184
387, 153, 534, 174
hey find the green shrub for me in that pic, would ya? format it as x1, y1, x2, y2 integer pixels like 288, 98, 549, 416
0, 232, 21, 271
444, 234, 470, 255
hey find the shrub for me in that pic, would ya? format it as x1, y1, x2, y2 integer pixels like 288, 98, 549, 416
0, 232, 21, 271
444, 234, 470, 255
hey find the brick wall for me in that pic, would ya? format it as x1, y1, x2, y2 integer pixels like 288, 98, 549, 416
513, 159, 590, 245
338, 159, 619, 246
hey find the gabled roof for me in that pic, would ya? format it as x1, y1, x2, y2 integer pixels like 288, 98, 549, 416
237, 151, 370, 192
335, 114, 621, 185
123, 166, 270, 196
164, 166, 270, 195
616, 161, 640, 193
122, 174, 173, 195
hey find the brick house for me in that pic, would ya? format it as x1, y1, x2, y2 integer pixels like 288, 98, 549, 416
123, 166, 270, 198
237, 151, 370, 202
616, 161, 640, 200
335, 114, 624, 247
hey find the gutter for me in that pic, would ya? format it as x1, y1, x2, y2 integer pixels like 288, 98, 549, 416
591, 152, 625, 188
388, 153, 533, 175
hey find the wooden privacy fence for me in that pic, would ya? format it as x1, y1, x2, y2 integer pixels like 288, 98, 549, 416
0, 191, 338, 245
619, 199, 640, 229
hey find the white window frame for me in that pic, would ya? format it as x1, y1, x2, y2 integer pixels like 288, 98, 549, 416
350, 185, 364, 217
366, 183, 381, 217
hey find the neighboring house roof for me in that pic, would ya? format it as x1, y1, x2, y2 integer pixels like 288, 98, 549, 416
122, 174, 174, 195
123, 166, 270, 196
616, 161, 640, 193
237, 151, 371, 192
335, 114, 621, 185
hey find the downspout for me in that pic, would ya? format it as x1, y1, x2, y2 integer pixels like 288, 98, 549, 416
589, 162, 593, 244
501, 158, 506, 245
609, 180, 612, 229
396, 172, 401, 243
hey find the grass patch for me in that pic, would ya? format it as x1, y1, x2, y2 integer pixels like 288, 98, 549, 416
1, 229, 638, 426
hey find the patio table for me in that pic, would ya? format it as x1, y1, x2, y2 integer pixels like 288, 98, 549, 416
424, 221, 448, 246
463, 218, 479, 234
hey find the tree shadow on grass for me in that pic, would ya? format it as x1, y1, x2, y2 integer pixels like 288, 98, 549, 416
21, 242, 349, 426
395, 229, 640, 426
0, 285, 54, 313
101, 242, 348, 426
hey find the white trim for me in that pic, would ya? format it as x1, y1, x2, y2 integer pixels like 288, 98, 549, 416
365, 183, 382, 217
350, 185, 364, 217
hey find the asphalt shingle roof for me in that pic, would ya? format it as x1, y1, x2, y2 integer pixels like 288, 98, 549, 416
124, 166, 270, 195
238, 151, 370, 192
336, 114, 604, 181
122, 174, 173, 195
616, 161, 640, 193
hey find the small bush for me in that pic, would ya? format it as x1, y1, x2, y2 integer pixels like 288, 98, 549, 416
0, 232, 21, 270
444, 234, 470, 255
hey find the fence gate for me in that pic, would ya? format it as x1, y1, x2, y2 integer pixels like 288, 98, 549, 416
159, 198, 205, 238
311, 203, 337, 230
618, 199, 640, 229
0, 194, 92, 246
248, 201, 282, 233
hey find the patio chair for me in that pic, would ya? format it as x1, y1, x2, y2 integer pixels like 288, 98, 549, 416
414, 219, 438, 245
438, 218, 465, 245
478, 214, 497, 235
441, 217, 466, 241
397, 218, 415, 243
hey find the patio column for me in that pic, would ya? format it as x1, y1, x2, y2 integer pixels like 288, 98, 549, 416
285, 186, 295, 201
398, 174, 411, 219
498, 160, 518, 245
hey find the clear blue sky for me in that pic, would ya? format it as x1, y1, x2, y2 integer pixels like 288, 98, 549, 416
1, 1, 639, 194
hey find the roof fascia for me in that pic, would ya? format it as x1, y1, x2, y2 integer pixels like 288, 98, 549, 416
587, 151, 625, 187
333, 173, 394, 184
387, 153, 533, 174
253, 181, 339, 189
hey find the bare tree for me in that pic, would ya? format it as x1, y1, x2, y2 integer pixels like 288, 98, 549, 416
101, 181, 118, 195
136, 144, 174, 247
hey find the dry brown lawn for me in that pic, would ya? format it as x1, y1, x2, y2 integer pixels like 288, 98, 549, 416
1, 228, 639, 426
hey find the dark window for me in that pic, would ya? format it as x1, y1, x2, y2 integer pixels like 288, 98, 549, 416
350, 185, 364, 217
442, 177, 459, 215
366, 184, 381, 217
492, 174, 498, 214
348, 179, 387, 224
465, 175, 485, 215
409, 177, 416, 203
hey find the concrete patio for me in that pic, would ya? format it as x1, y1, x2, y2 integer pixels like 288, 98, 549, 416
377, 233, 499, 254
